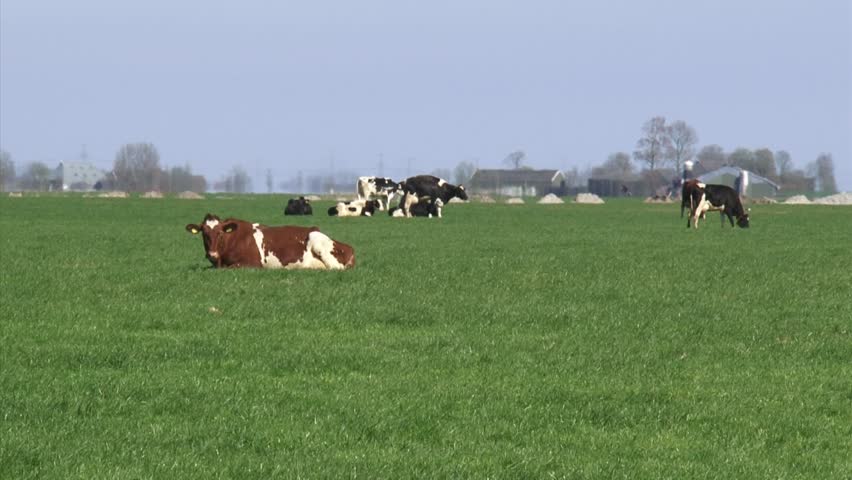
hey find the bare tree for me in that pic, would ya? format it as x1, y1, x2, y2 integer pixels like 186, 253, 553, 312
633, 117, 670, 171
727, 148, 755, 171
216, 166, 252, 193
503, 150, 526, 170
453, 161, 476, 185
592, 152, 634, 180
775, 150, 794, 180
0, 150, 14, 191
753, 148, 777, 179
697, 144, 726, 170
165, 164, 206, 193
21, 161, 52, 191
113, 142, 161, 191
665, 120, 698, 174
814, 153, 837, 193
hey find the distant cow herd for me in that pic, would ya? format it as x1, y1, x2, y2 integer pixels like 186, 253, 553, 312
187, 174, 750, 269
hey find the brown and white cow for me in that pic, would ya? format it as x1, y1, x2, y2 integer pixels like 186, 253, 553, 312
185, 213, 355, 269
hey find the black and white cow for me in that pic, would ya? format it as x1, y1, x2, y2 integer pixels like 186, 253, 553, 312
327, 199, 382, 217
398, 175, 468, 218
688, 183, 750, 229
284, 196, 313, 215
356, 176, 402, 211
388, 198, 444, 218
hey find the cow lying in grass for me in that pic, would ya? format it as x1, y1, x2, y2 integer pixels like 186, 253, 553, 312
327, 199, 382, 217
284, 196, 313, 215
186, 213, 355, 269
388, 198, 444, 218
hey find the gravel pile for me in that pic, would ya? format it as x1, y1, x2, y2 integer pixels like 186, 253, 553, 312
537, 193, 564, 204
812, 192, 852, 205
783, 195, 811, 204
505, 197, 525, 204
99, 191, 129, 198
177, 191, 204, 199
574, 193, 605, 204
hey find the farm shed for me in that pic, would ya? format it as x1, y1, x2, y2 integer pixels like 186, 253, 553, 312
696, 166, 780, 197
53, 161, 107, 191
468, 169, 566, 197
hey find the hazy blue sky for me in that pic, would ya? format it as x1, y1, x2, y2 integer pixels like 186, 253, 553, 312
2, 0, 850, 190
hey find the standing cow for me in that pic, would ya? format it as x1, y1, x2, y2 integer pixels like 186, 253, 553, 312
398, 175, 468, 218
356, 176, 402, 211
186, 213, 355, 269
687, 183, 750, 229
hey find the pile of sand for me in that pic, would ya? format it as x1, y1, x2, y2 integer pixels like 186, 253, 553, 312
8, 192, 22, 197
141, 191, 163, 198
749, 196, 777, 205
99, 191, 129, 198
177, 191, 204, 199
505, 197, 525, 204
644, 196, 673, 204
537, 193, 564, 204
305, 195, 322, 201
472, 195, 495, 203
574, 193, 605, 204
783, 195, 811, 204
448, 197, 468, 203
812, 192, 852, 205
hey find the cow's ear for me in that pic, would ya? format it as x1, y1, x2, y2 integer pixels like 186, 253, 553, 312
223, 222, 238, 233
186, 224, 201, 234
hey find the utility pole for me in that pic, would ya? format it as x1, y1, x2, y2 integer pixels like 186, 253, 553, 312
378, 153, 384, 177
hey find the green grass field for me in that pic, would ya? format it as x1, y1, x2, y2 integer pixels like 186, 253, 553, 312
1, 194, 850, 479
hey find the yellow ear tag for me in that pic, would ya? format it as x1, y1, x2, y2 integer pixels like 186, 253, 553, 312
224, 226, 235, 233
191, 228, 200, 234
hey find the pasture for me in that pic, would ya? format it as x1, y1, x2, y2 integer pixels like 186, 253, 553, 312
0, 194, 850, 479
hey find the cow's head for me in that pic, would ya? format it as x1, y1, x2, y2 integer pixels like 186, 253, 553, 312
185, 213, 242, 266
455, 185, 469, 201
737, 212, 750, 228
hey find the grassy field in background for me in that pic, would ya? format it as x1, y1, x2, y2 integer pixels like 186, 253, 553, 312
1, 194, 850, 479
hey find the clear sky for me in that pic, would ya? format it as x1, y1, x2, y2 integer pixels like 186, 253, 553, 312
2, 0, 850, 191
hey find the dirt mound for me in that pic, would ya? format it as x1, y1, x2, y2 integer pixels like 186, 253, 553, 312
177, 191, 204, 199
812, 192, 852, 205
537, 193, 564, 204
783, 195, 811, 204
505, 197, 525, 204
750, 196, 777, 205
99, 191, 129, 198
8, 192, 22, 197
473, 195, 496, 203
574, 193, 604, 204
141, 191, 163, 198
448, 197, 468, 203
305, 195, 322, 201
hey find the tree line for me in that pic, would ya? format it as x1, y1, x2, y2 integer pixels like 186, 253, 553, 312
0, 143, 256, 193
590, 116, 837, 193
0, 128, 840, 194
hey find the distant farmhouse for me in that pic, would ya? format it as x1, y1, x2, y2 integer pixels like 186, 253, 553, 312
468, 169, 566, 197
53, 161, 107, 191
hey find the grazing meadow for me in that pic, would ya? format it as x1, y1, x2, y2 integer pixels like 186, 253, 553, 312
0, 194, 850, 479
